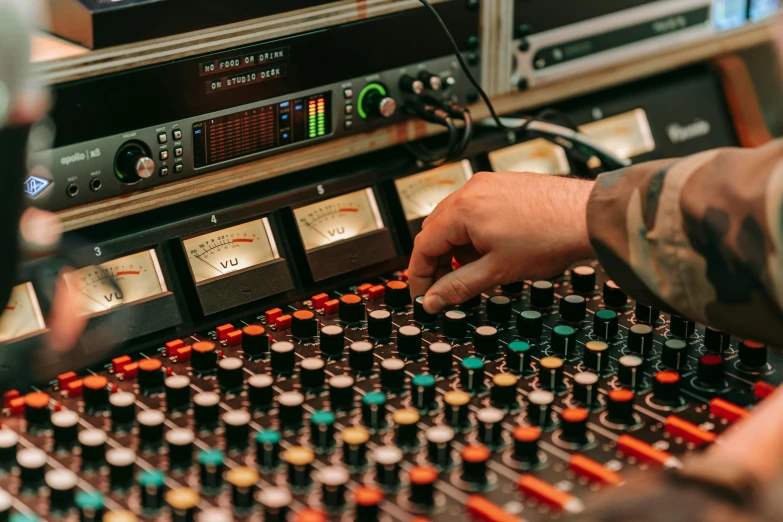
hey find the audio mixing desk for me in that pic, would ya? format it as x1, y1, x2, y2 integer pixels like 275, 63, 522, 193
0, 263, 776, 522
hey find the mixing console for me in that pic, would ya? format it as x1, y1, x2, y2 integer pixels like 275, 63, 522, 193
1, 263, 777, 522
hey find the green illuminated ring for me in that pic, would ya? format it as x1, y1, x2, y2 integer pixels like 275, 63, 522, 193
356, 83, 387, 120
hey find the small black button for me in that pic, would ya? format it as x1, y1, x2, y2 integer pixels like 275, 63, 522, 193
159, 167, 169, 177
174, 147, 183, 157
172, 129, 182, 140
174, 164, 183, 173
157, 133, 167, 144
160, 150, 169, 160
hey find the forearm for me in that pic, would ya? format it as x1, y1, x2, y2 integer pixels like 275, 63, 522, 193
587, 139, 783, 346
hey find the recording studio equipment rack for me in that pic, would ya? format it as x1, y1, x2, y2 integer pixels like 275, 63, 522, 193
26, 2, 481, 214
2, 62, 776, 521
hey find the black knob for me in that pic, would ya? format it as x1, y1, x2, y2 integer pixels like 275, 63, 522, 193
490, 374, 518, 411
319, 325, 345, 358
255, 430, 282, 469
46, 469, 77, 511
51, 410, 79, 449
361, 392, 387, 431
393, 409, 421, 449
550, 325, 577, 359
109, 392, 136, 429
23, 392, 51, 430
270, 341, 296, 375
83, 376, 109, 413
363, 90, 397, 118
559, 295, 586, 323
78, 430, 107, 468
399, 74, 425, 95
704, 328, 731, 354
661, 338, 688, 370
248, 374, 274, 411
408, 466, 438, 507
380, 358, 406, 391
602, 281, 627, 308
349, 341, 375, 373
606, 389, 636, 426
414, 296, 437, 323
328, 375, 355, 411
138, 359, 164, 393
368, 310, 392, 340
526, 390, 554, 428
309, 410, 336, 451
372, 446, 403, 488
652, 370, 683, 407
627, 324, 654, 357
517, 310, 543, 338
385, 281, 411, 309
560, 407, 589, 445
277, 392, 305, 431
241, 325, 269, 359
283, 446, 314, 488
191, 341, 217, 374
739, 340, 767, 368
217, 357, 244, 392
339, 294, 365, 323
426, 426, 455, 468
697, 354, 725, 388
194, 392, 220, 430
507, 340, 533, 375
572, 372, 600, 410
418, 71, 442, 91
106, 447, 135, 490
228, 466, 259, 511
411, 374, 437, 412
530, 280, 554, 308
443, 391, 471, 430
486, 295, 512, 323
584, 340, 610, 376
570, 266, 596, 294
300, 358, 326, 390
397, 325, 423, 358
473, 325, 499, 358
635, 303, 659, 324
460, 357, 486, 392
427, 342, 453, 375
166, 428, 196, 469
460, 445, 490, 486
443, 309, 468, 339
115, 144, 154, 183
291, 310, 318, 339
17, 448, 47, 490
538, 356, 565, 392
512, 426, 541, 466
318, 466, 350, 510
670, 315, 696, 340
593, 309, 619, 339
222, 410, 250, 451
258, 487, 291, 522
137, 410, 165, 448
617, 354, 645, 390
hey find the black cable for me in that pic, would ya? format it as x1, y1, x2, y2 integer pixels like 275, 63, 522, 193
403, 100, 460, 166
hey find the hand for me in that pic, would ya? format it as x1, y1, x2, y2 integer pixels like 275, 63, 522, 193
407, 171, 595, 314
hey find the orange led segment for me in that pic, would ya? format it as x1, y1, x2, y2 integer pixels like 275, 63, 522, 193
226, 330, 243, 346
112, 356, 132, 374
569, 454, 623, 485
311, 293, 329, 309
368, 285, 385, 300
265, 308, 283, 323
665, 416, 717, 446
176, 346, 192, 363
710, 398, 750, 423
216, 324, 234, 340
66, 379, 84, 397
165, 339, 185, 356
466, 495, 523, 522
57, 371, 78, 389
323, 299, 340, 315
274, 314, 292, 330
122, 362, 139, 379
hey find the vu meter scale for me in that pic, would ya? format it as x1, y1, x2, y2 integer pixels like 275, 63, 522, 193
0, 283, 46, 342
395, 160, 473, 221
183, 218, 280, 283
295, 188, 385, 250
64, 250, 167, 316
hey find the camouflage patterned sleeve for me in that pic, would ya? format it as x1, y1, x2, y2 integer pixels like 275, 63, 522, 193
586, 138, 783, 346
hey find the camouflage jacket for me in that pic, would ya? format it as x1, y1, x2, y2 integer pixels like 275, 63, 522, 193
580, 139, 783, 521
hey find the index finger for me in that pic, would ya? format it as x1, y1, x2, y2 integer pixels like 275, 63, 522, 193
407, 209, 471, 299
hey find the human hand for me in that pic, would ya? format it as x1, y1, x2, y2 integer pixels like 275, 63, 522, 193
407, 171, 595, 314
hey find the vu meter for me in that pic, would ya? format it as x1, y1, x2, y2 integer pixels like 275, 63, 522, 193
579, 109, 656, 159
183, 218, 280, 283
0, 283, 46, 342
64, 250, 167, 317
395, 160, 473, 221
488, 138, 570, 175
295, 188, 385, 250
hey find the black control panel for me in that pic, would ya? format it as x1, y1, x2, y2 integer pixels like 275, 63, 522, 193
27, 2, 481, 212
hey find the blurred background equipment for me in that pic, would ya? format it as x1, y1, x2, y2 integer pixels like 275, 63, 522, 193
0, 0, 781, 520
